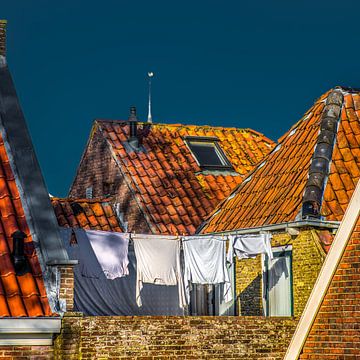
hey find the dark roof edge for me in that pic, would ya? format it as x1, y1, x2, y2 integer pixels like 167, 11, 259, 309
302, 89, 344, 219
0, 58, 69, 263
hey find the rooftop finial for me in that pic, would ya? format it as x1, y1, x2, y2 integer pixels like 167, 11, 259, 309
147, 72, 154, 123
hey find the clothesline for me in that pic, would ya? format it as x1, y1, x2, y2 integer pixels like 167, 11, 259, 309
61, 228, 273, 316
128, 233, 229, 242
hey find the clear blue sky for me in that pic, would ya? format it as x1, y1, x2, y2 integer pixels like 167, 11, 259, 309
3, 1, 360, 196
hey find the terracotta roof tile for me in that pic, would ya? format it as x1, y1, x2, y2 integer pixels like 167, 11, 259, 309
202, 88, 360, 241
51, 198, 123, 232
96, 121, 275, 235
0, 135, 52, 317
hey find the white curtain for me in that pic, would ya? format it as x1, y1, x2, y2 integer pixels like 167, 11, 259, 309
266, 252, 292, 316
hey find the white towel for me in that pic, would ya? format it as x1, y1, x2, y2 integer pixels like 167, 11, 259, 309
183, 236, 232, 303
133, 235, 186, 308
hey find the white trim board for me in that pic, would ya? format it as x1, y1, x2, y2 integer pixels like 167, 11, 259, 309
0, 318, 61, 346
284, 181, 360, 359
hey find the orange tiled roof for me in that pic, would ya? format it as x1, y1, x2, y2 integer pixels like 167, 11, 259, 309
97, 121, 275, 234
202, 87, 360, 233
51, 198, 123, 232
0, 135, 52, 317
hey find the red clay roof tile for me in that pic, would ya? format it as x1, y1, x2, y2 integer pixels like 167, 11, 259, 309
51, 198, 123, 232
95, 121, 275, 235
202, 88, 360, 247
0, 135, 53, 317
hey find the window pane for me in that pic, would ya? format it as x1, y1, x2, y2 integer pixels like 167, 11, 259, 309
188, 141, 225, 166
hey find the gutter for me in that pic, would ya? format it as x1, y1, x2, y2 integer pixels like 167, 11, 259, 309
197, 219, 340, 236
0, 318, 61, 345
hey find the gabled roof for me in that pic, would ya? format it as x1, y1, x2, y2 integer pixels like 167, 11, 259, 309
0, 134, 52, 316
51, 197, 123, 232
285, 170, 360, 359
94, 120, 275, 234
201, 87, 360, 233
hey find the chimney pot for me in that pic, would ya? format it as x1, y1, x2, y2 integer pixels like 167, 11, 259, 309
128, 106, 138, 122
128, 106, 139, 150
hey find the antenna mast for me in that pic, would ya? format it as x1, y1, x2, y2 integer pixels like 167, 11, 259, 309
147, 72, 154, 123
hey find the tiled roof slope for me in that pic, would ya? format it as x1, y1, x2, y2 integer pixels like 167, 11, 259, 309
202, 87, 360, 233
97, 121, 275, 234
0, 134, 52, 317
52, 197, 123, 232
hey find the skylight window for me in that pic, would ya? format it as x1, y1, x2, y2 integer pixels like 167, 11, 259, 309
185, 137, 232, 169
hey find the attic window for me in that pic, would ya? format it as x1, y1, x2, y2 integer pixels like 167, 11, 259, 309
185, 136, 232, 170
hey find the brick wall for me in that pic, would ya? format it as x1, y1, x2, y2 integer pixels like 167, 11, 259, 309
300, 220, 360, 359
236, 230, 325, 317
0, 20, 6, 57
59, 265, 75, 311
0, 346, 53, 359
70, 124, 151, 233
53, 313, 297, 359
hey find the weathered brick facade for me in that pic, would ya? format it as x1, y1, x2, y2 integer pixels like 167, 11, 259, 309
0, 346, 53, 359
0, 20, 6, 57
236, 230, 326, 317
70, 125, 151, 233
59, 265, 75, 312
52, 313, 297, 359
300, 219, 360, 359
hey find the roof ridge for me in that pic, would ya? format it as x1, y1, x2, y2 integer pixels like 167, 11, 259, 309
301, 89, 344, 219
95, 119, 271, 134
52, 197, 114, 203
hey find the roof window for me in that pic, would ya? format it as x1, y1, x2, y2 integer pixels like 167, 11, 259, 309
185, 136, 232, 170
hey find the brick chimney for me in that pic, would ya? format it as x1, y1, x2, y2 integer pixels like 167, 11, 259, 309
0, 20, 6, 57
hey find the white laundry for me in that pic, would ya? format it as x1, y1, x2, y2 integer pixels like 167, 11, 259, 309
133, 235, 186, 308
76, 229, 129, 280
227, 233, 273, 263
183, 236, 232, 303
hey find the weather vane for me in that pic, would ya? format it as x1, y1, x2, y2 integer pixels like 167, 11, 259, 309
147, 72, 154, 123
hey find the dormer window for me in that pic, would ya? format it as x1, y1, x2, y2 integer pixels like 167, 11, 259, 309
185, 136, 232, 170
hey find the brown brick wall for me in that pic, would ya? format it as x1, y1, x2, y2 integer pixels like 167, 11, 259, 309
300, 221, 360, 359
236, 230, 325, 317
0, 346, 53, 359
59, 265, 75, 311
54, 314, 297, 359
0, 20, 6, 57
70, 124, 151, 233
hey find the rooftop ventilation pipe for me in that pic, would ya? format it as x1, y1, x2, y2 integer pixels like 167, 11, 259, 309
11, 230, 29, 275
128, 106, 140, 150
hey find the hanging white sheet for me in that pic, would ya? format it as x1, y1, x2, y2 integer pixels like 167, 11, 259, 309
60, 228, 184, 315
227, 233, 273, 263
81, 229, 129, 280
133, 235, 186, 309
183, 236, 232, 303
